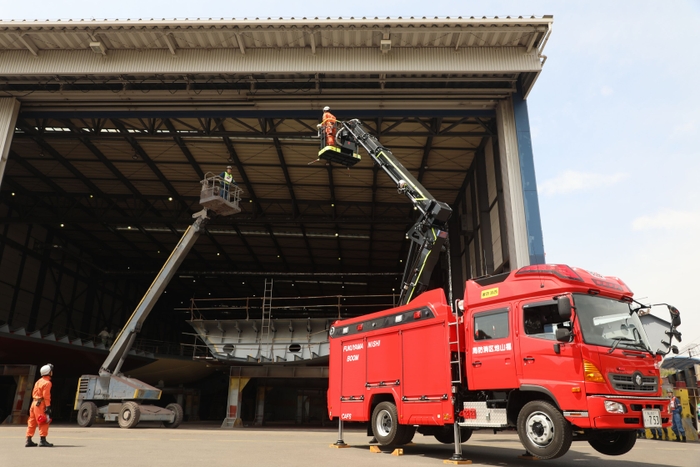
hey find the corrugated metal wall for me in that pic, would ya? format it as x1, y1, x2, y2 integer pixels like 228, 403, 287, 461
0, 205, 138, 341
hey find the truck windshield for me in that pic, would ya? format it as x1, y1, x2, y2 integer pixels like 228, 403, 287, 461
574, 294, 652, 353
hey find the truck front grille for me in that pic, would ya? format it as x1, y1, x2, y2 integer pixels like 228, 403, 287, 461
609, 373, 657, 392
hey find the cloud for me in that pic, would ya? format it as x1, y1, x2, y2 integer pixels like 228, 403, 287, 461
632, 209, 700, 231
538, 170, 629, 196
671, 120, 697, 138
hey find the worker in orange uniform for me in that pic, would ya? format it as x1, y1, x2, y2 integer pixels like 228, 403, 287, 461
25, 364, 54, 447
321, 106, 337, 147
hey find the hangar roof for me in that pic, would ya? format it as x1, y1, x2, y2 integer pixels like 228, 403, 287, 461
0, 16, 553, 307
0, 16, 552, 53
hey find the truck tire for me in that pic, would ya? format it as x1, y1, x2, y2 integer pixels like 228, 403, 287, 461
517, 400, 572, 460
395, 424, 416, 445
118, 402, 141, 429
434, 426, 473, 444
372, 401, 406, 446
163, 403, 184, 429
77, 401, 97, 427
588, 431, 637, 456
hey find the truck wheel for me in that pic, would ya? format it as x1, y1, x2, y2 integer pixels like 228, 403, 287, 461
372, 402, 404, 446
118, 402, 141, 429
434, 426, 473, 444
77, 401, 97, 427
517, 400, 572, 460
163, 403, 184, 429
395, 424, 416, 445
588, 431, 637, 456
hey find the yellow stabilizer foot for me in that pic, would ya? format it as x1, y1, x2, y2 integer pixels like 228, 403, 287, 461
329, 443, 350, 448
443, 459, 472, 465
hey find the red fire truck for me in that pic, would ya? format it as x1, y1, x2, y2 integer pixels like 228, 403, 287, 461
320, 118, 682, 460
328, 265, 682, 459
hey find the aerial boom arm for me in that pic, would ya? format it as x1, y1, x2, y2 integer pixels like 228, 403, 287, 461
340, 119, 452, 305
99, 208, 210, 376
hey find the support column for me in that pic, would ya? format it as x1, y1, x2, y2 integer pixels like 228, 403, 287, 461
512, 91, 545, 265
0, 98, 21, 190
1, 364, 36, 425
254, 384, 266, 426
222, 375, 250, 428
496, 94, 544, 269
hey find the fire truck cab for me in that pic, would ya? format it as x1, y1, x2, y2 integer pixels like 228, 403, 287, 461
327, 264, 681, 460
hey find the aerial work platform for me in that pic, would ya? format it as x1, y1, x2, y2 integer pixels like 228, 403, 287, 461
317, 123, 361, 167
199, 172, 243, 216
318, 145, 361, 167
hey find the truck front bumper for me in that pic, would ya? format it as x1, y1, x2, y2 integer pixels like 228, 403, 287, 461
573, 395, 670, 430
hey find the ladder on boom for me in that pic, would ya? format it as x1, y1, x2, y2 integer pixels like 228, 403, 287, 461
260, 278, 274, 360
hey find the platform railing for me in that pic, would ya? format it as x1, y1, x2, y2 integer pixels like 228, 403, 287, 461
199, 172, 243, 214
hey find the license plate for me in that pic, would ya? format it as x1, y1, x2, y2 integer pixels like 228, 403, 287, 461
643, 409, 661, 428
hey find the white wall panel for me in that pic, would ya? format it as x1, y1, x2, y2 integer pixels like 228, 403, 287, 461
0, 47, 542, 76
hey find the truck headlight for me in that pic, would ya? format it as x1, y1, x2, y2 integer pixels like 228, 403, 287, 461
604, 401, 626, 414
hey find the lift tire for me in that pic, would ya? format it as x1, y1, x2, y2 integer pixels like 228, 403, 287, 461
434, 427, 473, 444
371, 402, 403, 446
517, 400, 572, 460
77, 401, 97, 427
588, 430, 637, 456
163, 403, 184, 429
118, 402, 141, 429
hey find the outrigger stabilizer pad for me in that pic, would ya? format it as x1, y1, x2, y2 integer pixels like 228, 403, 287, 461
318, 145, 361, 167
443, 460, 472, 465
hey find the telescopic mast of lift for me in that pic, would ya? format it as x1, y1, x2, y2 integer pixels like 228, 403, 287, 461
319, 118, 452, 306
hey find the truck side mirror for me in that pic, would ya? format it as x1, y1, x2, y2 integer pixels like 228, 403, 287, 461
668, 306, 681, 327
555, 328, 572, 343
557, 296, 572, 321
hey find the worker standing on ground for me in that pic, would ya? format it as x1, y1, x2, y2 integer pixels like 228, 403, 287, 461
321, 106, 337, 147
669, 390, 686, 442
26, 364, 54, 447
219, 165, 237, 200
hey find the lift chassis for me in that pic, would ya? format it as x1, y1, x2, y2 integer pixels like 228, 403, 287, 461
75, 180, 241, 428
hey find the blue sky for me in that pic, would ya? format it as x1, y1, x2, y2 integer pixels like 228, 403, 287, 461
4, 1, 699, 354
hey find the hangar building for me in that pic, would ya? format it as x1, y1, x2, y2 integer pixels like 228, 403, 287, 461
0, 16, 551, 425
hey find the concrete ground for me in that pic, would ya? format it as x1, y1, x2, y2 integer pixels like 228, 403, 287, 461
1, 422, 698, 467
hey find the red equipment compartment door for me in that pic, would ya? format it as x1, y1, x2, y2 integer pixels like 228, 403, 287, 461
515, 299, 584, 409
402, 322, 451, 399
339, 337, 367, 420
467, 307, 518, 390
366, 332, 400, 387
341, 337, 366, 397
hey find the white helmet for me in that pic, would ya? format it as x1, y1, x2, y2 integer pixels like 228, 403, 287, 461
323, 106, 330, 112
40, 364, 53, 376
